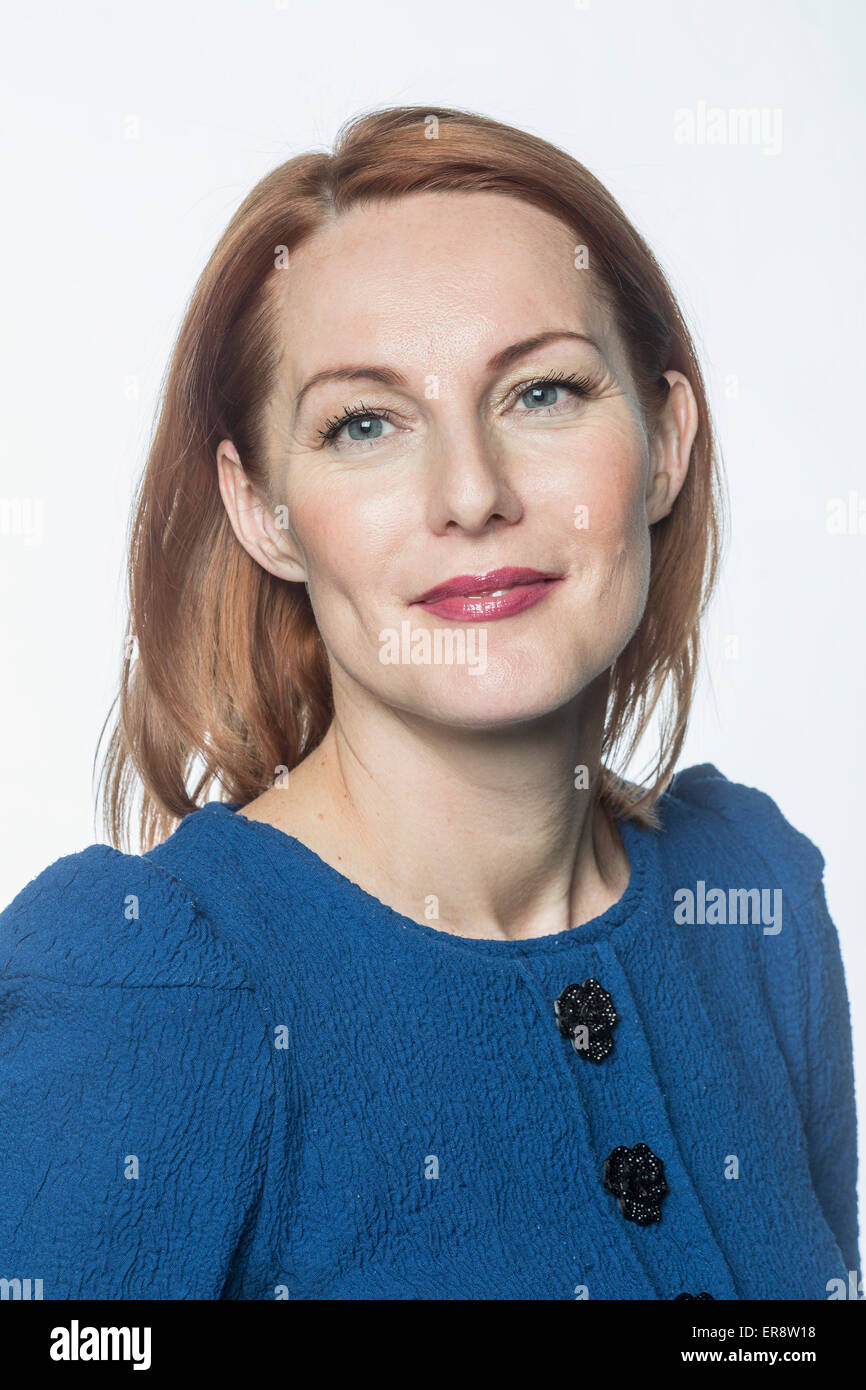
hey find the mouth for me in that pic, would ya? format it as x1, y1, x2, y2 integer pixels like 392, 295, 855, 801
411, 567, 562, 623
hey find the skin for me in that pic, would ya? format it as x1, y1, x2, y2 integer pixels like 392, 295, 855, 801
215, 190, 697, 942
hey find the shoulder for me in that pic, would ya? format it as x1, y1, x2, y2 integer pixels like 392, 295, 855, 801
658, 765, 853, 1110
0, 840, 276, 1298
659, 761, 825, 908
0, 841, 254, 989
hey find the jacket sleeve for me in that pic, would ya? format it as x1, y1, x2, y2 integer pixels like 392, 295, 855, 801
670, 763, 860, 1280
798, 876, 861, 1279
0, 846, 275, 1299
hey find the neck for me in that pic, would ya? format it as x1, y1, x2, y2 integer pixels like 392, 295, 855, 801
267, 671, 631, 942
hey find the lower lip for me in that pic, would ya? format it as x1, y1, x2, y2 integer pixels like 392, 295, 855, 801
415, 579, 561, 623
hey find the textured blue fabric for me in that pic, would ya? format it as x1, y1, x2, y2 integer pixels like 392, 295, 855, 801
0, 763, 859, 1300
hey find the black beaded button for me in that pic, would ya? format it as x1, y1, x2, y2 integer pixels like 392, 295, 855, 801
554, 979, 619, 1062
603, 1142, 669, 1225
674, 1291, 715, 1300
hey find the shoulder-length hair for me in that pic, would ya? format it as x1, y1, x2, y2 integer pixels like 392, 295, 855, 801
97, 104, 726, 853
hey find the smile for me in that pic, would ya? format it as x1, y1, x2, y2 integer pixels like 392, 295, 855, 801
412, 568, 562, 623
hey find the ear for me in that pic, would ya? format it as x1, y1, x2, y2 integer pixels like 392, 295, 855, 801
645, 370, 699, 524
216, 440, 307, 583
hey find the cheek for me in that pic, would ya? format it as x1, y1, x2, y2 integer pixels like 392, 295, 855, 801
581, 465, 649, 567
285, 484, 405, 621
555, 424, 653, 627
528, 416, 649, 561
570, 414, 646, 510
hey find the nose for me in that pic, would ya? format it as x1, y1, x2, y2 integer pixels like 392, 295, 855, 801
425, 411, 523, 535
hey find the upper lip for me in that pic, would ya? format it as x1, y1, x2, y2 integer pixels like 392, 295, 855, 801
413, 567, 561, 604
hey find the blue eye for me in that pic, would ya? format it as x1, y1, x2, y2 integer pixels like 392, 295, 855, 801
517, 373, 595, 411
317, 404, 396, 447
344, 416, 384, 441
522, 383, 562, 408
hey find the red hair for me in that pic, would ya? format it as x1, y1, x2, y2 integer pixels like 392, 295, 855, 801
97, 104, 726, 852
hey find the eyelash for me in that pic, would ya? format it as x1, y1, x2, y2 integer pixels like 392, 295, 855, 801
315, 370, 596, 447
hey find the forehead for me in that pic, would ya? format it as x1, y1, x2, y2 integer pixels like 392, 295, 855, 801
270, 191, 617, 379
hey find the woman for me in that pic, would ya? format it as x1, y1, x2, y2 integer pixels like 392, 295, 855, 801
0, 105, 858, 1301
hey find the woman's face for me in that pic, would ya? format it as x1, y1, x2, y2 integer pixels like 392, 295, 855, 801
230, 190, 691, 729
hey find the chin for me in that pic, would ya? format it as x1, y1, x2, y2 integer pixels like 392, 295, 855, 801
389, 661, 589, 730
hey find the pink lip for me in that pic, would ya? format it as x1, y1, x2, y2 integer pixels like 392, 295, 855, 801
412, 567, 562, 623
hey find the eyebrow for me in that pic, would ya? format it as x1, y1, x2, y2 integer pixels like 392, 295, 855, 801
293, 330, 603, 412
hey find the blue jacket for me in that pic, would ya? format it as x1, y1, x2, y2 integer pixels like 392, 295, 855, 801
0, 763, 859, 1299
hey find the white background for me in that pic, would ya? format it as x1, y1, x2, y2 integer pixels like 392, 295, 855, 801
1, 0, 864, 1250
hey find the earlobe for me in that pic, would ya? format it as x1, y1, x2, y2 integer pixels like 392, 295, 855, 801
645, 443, 674, 525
